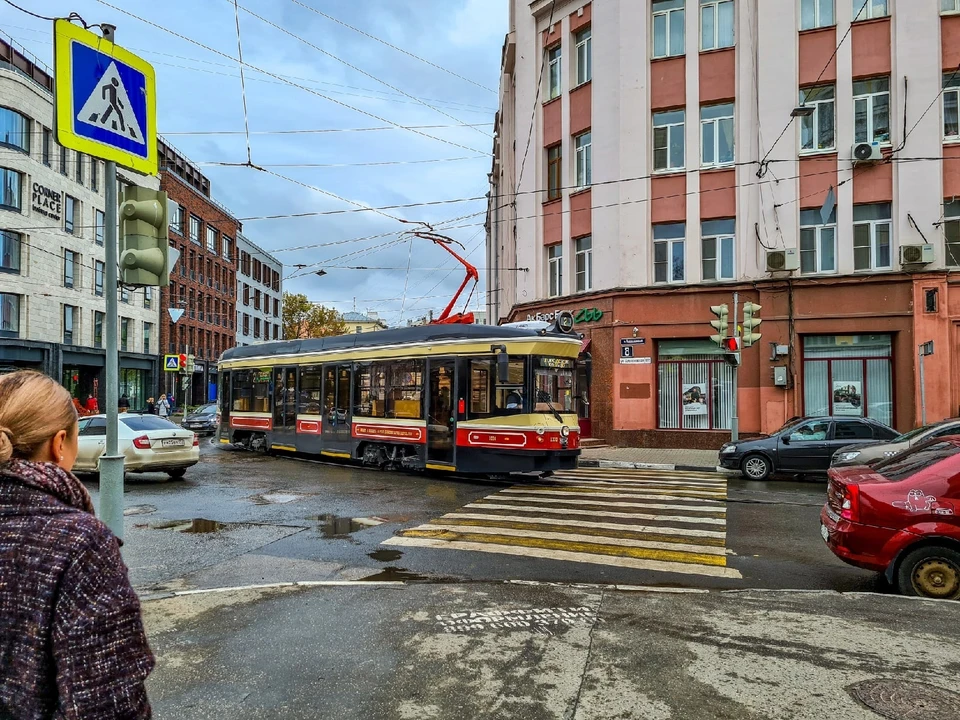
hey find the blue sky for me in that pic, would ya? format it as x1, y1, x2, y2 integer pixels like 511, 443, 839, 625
1, 0, 506, 323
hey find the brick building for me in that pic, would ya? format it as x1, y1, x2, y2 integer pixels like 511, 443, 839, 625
158, 139, 239, 406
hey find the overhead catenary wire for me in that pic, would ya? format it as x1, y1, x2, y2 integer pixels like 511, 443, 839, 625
515, 0, 558, 194
231, 0, 253, 166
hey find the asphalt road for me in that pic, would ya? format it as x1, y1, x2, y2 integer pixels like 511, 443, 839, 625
82, 442, 880, 595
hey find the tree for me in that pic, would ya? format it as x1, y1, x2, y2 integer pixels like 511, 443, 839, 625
282, 292, 348, 339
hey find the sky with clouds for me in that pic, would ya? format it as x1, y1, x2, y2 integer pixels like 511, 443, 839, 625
1, 0, 506, 324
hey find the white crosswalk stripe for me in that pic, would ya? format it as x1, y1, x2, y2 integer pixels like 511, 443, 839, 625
384, 467, 742, 579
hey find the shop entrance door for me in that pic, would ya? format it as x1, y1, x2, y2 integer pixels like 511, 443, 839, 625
426, 359, 456, 467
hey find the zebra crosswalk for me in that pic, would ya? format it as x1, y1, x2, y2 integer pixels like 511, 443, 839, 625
383, 467, 742, 579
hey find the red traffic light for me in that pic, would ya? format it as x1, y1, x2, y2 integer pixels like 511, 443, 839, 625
179, 353, 188, 367
722, 337, 740, 352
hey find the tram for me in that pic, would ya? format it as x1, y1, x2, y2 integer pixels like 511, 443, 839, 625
216, 317, 587, 475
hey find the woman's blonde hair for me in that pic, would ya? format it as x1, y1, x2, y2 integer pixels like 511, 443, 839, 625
0, 371, 78, 463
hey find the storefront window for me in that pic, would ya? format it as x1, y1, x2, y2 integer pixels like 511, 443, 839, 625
803, 334, 893, 427
534, 357, 576, 412
119, 368, 146, 410
658, 339, 734, 430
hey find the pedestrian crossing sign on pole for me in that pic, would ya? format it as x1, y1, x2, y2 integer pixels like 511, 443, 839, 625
164, 354, 181, 372
53, 19, 158, 175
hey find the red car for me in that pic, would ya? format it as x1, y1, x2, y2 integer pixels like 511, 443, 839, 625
821, 436, 960, 600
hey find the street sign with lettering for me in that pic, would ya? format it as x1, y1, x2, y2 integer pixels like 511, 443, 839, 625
54, 19, 158, 174
621, 346, 634, 358
620, 338, 646, 345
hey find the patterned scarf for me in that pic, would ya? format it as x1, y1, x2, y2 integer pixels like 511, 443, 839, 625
0, 459, 95, 515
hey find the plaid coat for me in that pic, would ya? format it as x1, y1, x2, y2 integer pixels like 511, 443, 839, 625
0, 460, 154, 719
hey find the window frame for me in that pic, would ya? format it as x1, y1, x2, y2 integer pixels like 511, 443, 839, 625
853, 77, 891, 146
945, 0, 960, 13
799, 85, 836, 153
0, 107, 30, 154
206, 225, 218, 254
575, 235, 593, 292
653, 109, 685, 171
0, 167, 23, 212
64, 195, 77, 234
652, 0, 686, 59
95, 209, 105, 246
700, 103, 735, 168
63, 249, 77, 289
93, 311, 104, 348
547, 244, 563, 298
654, 223, 686, 284
854, 0, 888, 21
942, 201, 960, 266
94, 259, 104, 296
120, 318, 130, 352
574, 131, 592, 189
701, 229, 736, 282
189, 215, 202, 245
700, 0, 735, 52
143, 322, 152, 355
547, 44, 562, 101
170, 202, 184, 235
42, 128, 51, 166
800, 0, 836, 30
0, 293, 19, 338
90, 158, 98, 192
575, 27, 591, 86
75, 152, 84, 185
0, 229, 21, 275
63, 304, 76, 345
943, 73, 960, 141
853, 205, 893, 271
547, 144, 563, 201
800, 209, 838, 275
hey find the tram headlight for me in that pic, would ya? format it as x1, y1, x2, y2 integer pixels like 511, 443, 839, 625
536, 426, 545, 436
560, 425, 571, 438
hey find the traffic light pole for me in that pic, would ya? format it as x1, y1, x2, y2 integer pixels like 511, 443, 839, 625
100, 155, 125, 541
731, 292, 739, 442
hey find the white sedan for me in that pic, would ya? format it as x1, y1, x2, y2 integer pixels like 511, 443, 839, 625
74, 414, 200, 478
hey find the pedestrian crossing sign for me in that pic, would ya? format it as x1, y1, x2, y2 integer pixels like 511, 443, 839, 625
53, 20, 158, 175
164, 354, 181, 372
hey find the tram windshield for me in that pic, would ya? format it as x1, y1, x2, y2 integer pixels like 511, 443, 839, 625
533, 357, 576, 413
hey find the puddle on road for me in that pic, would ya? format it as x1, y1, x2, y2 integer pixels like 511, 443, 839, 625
124, 504, 157, 516
360, 566, 432, 582
368, 549, 404, 562
152, 518, 226, 533
250, 492, 301, 505
316, 514, 384, 538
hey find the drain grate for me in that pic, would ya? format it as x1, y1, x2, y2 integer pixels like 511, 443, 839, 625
848, 680, 960, 720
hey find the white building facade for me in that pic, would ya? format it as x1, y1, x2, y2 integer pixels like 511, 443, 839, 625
236, 233, 283, 345
0, 41, 161, 409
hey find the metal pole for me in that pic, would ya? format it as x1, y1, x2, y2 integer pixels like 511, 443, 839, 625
731, 292, 739, 442
919, 346, 927, 426
99, 158, 124, 540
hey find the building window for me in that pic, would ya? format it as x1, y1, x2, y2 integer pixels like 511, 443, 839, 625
853, 77, 890, 145
0, 168, 23, 211
121, 286, 130, 304
93, 311, 104, 348
700, 0, 734, 51
243, 313, 250, 335
654, 109, 685, 171
654, 223, 685, 283
658, 339, 734, 430
0, 229, 21, 274
547, 244, 563, 297
274, 325, 279, 340
800, 208, 838, 274
547, 44, 562, 100
801, 0, 835, 29
803, 334, 893, 428
701, 104, 734, 167
42, 128, 51, 165
574, 131, 592, 189
799, 85, 835, 152
189, 215, 201, 244
575, 236, 592, 292
94, 260, 104, 296
75, 152, 84, 185
854, 0, 888, 21
206, 226, 218, 254
943, 199, 960, 266
575, 27, 591, 85
853, 203, 892, 271
63, 305, 76, 344
64, 195, 77, 234
943, 73, 960, 140
653, 0, 685, 58
120, 318, 130, 352
0, 293, 19, 338
924, 288, 939, 313
701, 219, 735, 281
90, 158, 98, 192
254, 289, 262, 311
144, 286, 153, 309
241, 251, 251, 275
95, 209, 105, 246
946, 0, 960, 12
547, 144, 562, 200
143, 322, 153, 354
60, 145, 67, 176
222, 236, 232, 261
170, 202, 184, 235
243, 284, 250, 306
0, 107, 30, 154
254, 317, 261, 339
63, 249, 77, 288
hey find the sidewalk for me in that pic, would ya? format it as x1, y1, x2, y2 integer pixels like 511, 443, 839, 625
579, 446, 722, 472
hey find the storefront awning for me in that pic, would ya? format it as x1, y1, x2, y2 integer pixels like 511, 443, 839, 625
579, 337, 591, 354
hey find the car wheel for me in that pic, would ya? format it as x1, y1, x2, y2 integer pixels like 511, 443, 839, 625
741, 454, 772, 481
896, 546, 960, 600
167, 468, 187, 480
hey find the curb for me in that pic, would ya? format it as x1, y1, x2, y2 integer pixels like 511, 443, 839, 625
579, 459, 727, 474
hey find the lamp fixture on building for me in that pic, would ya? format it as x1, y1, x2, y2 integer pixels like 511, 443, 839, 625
790, 105, 814, 118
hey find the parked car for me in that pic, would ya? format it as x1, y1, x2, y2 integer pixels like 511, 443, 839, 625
719, 416, 898, 481
831, 418, 960, 468
74, 414, 200, 478
821, 436, 960, 599
182, 403, 219, 435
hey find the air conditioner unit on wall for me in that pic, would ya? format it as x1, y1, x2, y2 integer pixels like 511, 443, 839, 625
766, 248, 800, 272
900, 244, 935, 266
852, 142, 882, 163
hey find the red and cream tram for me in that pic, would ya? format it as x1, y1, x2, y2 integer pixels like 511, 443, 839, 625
216, 319, 586, 475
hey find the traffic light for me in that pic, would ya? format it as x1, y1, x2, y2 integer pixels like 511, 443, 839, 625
742, 302, 763, 347
709, 304, 730, 347
179, 353, 187, 370
119, 186, 170, 287
722, 336, 741, 367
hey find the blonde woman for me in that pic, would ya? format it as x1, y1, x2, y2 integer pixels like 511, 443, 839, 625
0, 371, 153, 718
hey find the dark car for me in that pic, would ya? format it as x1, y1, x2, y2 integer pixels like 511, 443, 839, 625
831, 418, 960, 468
182, 403, 219, 435
718, 416, 898, 481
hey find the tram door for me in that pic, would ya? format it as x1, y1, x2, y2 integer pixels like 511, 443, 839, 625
426, 359, 456, 467
323, 364, 353, 456
272, 366, 298, 448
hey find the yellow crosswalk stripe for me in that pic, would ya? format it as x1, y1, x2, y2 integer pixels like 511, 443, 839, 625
460, 502, 726, 525
487, 493, 725, 515
429, 515, 728, 543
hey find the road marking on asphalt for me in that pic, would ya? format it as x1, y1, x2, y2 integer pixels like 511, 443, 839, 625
385, 467, 740, 578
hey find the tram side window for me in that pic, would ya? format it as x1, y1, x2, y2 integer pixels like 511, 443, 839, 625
299, 365, 323, 415
323, 366, 336, 415
354, 363, 386, 418
469, 357, 527, 417
252, 370, 271, 412
232, 369, 271, 412
387, 360, 423, 419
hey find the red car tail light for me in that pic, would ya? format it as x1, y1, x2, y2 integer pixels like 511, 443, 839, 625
133, 435, 152, 450
193, 434, 199, 447
840, 483, 860, 522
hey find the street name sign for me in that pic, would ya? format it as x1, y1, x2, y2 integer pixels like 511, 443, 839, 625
54, 19, 158, 174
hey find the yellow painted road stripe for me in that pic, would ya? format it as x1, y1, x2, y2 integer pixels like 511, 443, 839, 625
445, 512, 727, 538
405, 523, 728, 556
509, 485, 726, 500
456, 503, 727, 525
499, 489, 725, 508
482, 494, 725, 515
431, 516, 727, 546
383, 536, 743, 578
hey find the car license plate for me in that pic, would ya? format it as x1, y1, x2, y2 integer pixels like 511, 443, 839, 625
825, 506, 840, 523
161, 439, 185, 447
820, 524, 829, 543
